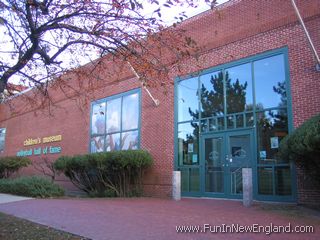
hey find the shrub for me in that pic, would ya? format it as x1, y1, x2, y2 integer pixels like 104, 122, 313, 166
279, 113, 320, 182
0, 156, 31, 178
0, 176, 65, 198
54, 150, 153, 197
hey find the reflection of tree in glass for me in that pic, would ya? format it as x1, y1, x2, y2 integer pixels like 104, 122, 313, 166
226, 72, 248, 114
189, 71, 248, 119
187, 71, 248, 135
199, 71, 224, 118
93, 137, 104, 152
106, 134, 120, 151
106, 132, 138, 151
258, 81, 287, 131
122, 132, 138, 150
257, 81, 288, 162
270, 81, 287, 129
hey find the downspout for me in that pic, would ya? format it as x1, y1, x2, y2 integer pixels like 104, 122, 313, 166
127, 61, 160, 106
291, 0, 320, 71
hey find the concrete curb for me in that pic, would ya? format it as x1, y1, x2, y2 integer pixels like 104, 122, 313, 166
0, 193, 33, 204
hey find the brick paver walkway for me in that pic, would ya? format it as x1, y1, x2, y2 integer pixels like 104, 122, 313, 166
0, 197, 319, 240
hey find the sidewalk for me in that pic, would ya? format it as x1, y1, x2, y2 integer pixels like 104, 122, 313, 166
0, 193, 32, 204
0, 197, 319, 240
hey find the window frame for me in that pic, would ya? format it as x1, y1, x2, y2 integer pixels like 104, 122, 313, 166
89, 88, 141, 153
174, 47, 296, 201
174, 47, 293, 167
0, 128, 6, 153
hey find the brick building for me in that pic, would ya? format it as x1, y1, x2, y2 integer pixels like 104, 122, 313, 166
0, 0, 319, 205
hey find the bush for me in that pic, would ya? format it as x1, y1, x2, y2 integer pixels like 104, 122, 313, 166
54, 150, 153, 197
0, 156, 31, 178
279, 113, 320, 182
0, 176, 65, 198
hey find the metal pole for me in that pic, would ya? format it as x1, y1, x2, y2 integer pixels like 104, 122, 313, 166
291, 0, 320, 66
127, 61, 160, 106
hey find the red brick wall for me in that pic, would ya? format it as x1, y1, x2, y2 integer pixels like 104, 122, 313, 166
296, 167, 320, 207
172, 0, 320, 203
0, 0, 320, 202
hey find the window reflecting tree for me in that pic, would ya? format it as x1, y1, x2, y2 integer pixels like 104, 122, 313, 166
257, 80, 288, 163
188, 70, 248, 133
270, 81, 287, 129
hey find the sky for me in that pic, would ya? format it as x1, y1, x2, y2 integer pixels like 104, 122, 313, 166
1, 0, 230, 87
147, 0, 230, 25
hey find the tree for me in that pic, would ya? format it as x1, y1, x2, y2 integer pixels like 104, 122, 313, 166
0, 0, 216, 100
279, 113, 320, 183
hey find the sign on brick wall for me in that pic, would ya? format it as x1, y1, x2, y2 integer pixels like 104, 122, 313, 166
16, 135, 62, 157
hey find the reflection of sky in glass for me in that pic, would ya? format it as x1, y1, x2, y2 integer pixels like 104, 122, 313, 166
178, 77, 198, 122
106, 98, 121, 133
257, 109, 287, 125
122, 93, 139, 130
226, 63, 252, 112
122, 130, 138, 150
254, 54, 285, 109
200, 71, 220, 93
90, 91, 140, 153
178, 122, 196, 140
92, 103, 106, 134
106, 133, 121, 151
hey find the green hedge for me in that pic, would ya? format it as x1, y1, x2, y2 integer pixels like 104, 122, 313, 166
0, 176, 65, 198
279, 113, 320, 182
0, 156, 31, 178
54, 150, 153, 197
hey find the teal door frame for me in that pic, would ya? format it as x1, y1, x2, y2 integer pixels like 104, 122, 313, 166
200, 128, 255, 199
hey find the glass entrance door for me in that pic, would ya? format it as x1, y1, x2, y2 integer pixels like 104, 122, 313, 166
204, 135, 224, 193
202, 130, 253, 198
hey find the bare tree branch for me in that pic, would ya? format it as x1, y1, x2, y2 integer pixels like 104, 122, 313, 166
0, 0, 214, 103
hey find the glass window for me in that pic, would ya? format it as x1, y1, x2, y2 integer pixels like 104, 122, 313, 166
91, 136, 104, 153
200, 71, 224, 118
256, 109, 288, 164
0, 128, 6, 153
254, 54, 286, 109
90, 90, 140, 153
189, 168, 200, 192
106, 98, 121, 133
106, 133, 121, 151
177, 77, 199, 122
275, 166, 292, 195
121, 130, 139, 150
178, 122, 199, 165
205, 137, 224, 193
180, 168, 200, 192
176, 49, 291, 198
91, 103, 106, 135
258, 166, 292, 196
258, 167, 273, 195
181, 168, 189, 192
225, 63, 253, 113
122, 93, 139, 131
